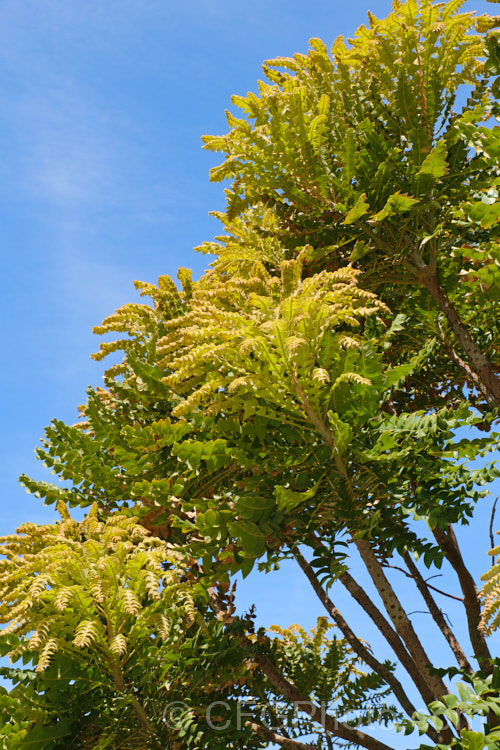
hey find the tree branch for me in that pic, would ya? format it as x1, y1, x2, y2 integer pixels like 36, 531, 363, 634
354, 538, 450, 701
294, 552, 429, 724
447, 345, 488, 402
245, 722, 316, 750
382, 562, 463, 602
111, 661, 158, 741
208, 583, 399, 750
253, 651, 396, 750
431, 525, 492, 673
409, 252, 500, 405
339, 570, 443, 704
402, 551, 473, 674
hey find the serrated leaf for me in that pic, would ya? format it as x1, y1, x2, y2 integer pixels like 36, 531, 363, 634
274, 482, 319, 511
418, 140, 449, 179
344, 193, 370, 224
384, 363, 415, 389
372, 191, 419, 222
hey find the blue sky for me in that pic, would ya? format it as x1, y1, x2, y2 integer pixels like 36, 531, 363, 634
1, 0, 499, 746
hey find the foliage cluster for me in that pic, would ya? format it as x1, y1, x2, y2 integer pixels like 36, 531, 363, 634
1, 1, 500, 749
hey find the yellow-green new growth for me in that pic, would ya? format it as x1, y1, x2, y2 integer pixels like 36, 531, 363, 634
0, 504, 199, 672
480, 530, 500, 635
157, 255, 389, 426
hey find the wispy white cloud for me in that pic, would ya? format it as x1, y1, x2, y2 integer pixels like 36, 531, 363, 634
14, 88, 115, 208
0, 5, 187, 316
2, 85, 139, 312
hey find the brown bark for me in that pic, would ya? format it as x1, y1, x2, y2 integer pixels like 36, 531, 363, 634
112, 662, 157, 739
354, 539, 450, 701
339, 570, 440, 704
326, 455, 448, 703
295, 552, 428, 723
412, 255, 500, 405
431, 525, 492, 673
254, 651, 396, 750
402, 551, 473, 674
246, 722, 316, 750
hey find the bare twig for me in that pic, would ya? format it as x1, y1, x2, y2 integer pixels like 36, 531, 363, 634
489, 498, 498, 566
383, 562, 463, 602
403, 551, 473, 674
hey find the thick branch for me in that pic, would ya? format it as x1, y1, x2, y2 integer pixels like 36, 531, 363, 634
112, 662, 157, 740
339, 570, 440, 705
402, 551, 473, 674
209, 584, 396, 749
447, 345, 487, 401
328, 453, 449, 704
354, 539, 449, 701
254, 651, 395, 750
246, 722, 316, 750
290, 373, 334, 446
411, 254, 500, 405
295, 552, 421, 720
432, 525, 492, 672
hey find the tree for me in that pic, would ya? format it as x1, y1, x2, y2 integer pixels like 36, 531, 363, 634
1, 1, 500, 748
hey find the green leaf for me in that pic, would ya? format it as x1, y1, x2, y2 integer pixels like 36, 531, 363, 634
414, 715, 429, 734
349, 240, 371, 261
342, 128, 357, 182
372, 191, 419, 222
229, 520, 266, 555
460, 729, 489, 750
234, 495, 275, 520
442, 693, 460, 709
172, 439, 231, 472
386, 314, 407, 337
344, 193, 370, 224
417, 140, 448, 179
274, 482, 319, 511
203, 509, 220, 527
466, 200, 500, 228
384, 363, 415, 389
441, 707, 459, 727
457, 681, 475, 703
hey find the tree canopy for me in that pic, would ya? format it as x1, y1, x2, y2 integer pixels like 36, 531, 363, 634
1, 1, 500, 749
